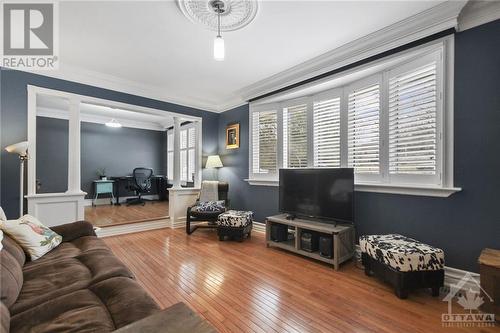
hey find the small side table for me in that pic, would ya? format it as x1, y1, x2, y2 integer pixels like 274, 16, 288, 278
92, 180, 115, 206
478, 248, 500, 322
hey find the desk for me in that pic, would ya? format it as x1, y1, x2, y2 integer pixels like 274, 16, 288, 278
92, 180, 115, 206
110, 175, 169, 205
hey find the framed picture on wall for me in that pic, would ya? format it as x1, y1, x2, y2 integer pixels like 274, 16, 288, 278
226, 123, 240, 149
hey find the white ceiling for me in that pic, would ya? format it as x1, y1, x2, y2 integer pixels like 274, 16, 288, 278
54, 1, 445, 112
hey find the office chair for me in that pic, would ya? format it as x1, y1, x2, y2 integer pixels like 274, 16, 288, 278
126, 167, 153, 206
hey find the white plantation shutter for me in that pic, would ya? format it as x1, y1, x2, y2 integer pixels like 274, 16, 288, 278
313, 97, 341, 168
389, 62, 437, 176
252, 110, 278, 174
348, 83, 380, 174
167, 131, 173, 180
180, 150, 187, 181
283, 103, 308, 168
167, 152, 173, 180
178, 126, 197, 182
188, 127, 196, 182
180, 129, 187, 149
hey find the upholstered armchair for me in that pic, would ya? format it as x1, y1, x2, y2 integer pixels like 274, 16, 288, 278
186, 181, 229, 235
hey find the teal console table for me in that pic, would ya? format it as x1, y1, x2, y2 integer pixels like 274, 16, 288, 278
92, 180, 115, 206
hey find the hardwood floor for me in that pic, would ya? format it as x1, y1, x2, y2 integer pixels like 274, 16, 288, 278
85, 201, 168, 227
104, 229, 498, 333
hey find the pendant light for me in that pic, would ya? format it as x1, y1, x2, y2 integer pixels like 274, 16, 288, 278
213, 1, 225, 61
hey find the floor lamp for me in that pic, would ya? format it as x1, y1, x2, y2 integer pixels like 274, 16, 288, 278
5, 141, 29, 217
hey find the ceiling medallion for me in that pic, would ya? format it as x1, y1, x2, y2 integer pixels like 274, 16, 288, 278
177, 0, 259, 32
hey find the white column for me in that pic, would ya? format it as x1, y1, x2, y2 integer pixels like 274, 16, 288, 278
173, 117, 181, 188
67, 98, 82, 193
27, 86, 37, 196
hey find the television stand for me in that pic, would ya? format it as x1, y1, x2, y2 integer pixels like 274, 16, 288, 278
265, 214, 355, 270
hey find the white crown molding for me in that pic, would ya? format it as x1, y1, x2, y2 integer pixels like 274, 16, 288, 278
237, 1, 466, 102
37, 106, 169, 131
21, 64, 222, 113
12, 1, 474, 113
458, 0, 500, 31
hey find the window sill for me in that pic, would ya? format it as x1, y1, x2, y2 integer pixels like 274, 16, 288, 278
244, 179, 279, 187
244, 179, 461, 197
355, 183, 461, 197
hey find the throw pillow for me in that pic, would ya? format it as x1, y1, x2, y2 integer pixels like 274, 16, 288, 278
0, 215, 62, 260
0, 207, 6, 221
193, 200, 225, 212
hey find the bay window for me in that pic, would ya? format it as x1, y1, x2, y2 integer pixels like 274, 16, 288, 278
248, 41, 459, 196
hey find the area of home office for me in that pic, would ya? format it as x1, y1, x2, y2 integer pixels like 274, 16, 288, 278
20, 85, 204, 230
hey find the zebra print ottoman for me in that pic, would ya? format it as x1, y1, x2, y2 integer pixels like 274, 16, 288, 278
360, 234, 445, 299
216, 210, 253, 241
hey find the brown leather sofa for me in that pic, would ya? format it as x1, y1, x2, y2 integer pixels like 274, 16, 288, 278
0, 221, 215, 333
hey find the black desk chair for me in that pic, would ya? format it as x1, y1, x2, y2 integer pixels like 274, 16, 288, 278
186, 182, 229, 235
127, 167, 153, 206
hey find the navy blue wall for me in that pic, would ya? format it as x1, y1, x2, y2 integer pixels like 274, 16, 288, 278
35, 117, 166, 197
0, 69, 219, 218
218, 20, 500, 272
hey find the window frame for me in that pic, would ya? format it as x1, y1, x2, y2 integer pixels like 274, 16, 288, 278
386, 51, 443, 186
281, 96, 309, 169
167, 122, 198, 184
312, 88, 343, 169
247, 40, 460, 197
345, 74, 383, 184
249, 103, 280, 181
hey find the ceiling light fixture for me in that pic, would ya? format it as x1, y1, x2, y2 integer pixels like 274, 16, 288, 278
105, 119, 122, 128
212, 0, 225, 61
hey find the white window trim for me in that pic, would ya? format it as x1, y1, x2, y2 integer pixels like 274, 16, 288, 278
168, 122, 198, 184
246, 39, 461, 197
249, 103, 280, 181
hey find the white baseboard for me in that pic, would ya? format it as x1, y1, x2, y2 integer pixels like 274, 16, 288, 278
96, 219, 168, 237
353, 245, 479, 291
84, 195, 159, 206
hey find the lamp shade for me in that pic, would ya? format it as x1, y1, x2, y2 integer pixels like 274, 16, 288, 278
205, 155, 223, 168
5, 141, 28, 156
213, 36, 225, 61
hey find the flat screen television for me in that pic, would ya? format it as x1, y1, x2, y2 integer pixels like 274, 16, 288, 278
279, 168, 354, 224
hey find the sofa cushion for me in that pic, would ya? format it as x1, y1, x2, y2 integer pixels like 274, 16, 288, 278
1, 215, 62, 260
10, 249, 134, 315
2, 235, 25, 267
0, 248, 23, 308
10, 278, 159, 333
89, 277, 160, 328
24, 236, 110, 268
0, 301, 9, 333
10, 289, 116, 333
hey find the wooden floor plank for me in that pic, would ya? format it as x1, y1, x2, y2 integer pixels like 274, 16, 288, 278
85, 201, 168, 227
104, 228, 498, 333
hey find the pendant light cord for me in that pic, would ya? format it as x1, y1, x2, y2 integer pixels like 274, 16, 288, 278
217, 4, 221, 37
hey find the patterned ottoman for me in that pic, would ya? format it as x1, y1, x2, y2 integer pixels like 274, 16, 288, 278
217, 210, 253, 241
360, 234, 445, 299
